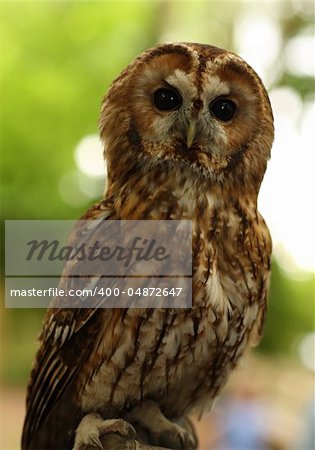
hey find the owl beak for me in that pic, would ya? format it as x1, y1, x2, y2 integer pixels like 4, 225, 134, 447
186, 121, 197, 148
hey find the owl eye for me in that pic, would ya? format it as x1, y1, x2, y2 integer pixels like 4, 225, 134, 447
210, 98, 236, 122
153, 88, 182, 111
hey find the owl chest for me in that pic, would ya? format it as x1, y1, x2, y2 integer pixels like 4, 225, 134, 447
81, 192, 268, 414
80, 231, 257, 416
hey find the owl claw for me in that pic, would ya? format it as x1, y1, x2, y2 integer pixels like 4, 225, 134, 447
73, 413, 136, 450
125, 401, 197, 449
156, 422, 196, 449
89, 435, 103, 450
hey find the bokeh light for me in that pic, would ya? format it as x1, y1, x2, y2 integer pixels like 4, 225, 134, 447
234, 12, 282, 87
58, 170, 92, 208
74, 134, 106, 178
259, 87, 315, 273
285, 32, 315, 77
298, 332, 315, 372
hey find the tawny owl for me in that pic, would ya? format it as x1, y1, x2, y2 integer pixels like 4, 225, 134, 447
22, 43, 274, 450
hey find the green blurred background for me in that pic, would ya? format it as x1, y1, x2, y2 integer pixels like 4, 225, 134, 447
0, 1, 314, 449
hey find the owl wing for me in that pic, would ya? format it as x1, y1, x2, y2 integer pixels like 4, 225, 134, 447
22, 200, 120, 449
248, 214, 272, 348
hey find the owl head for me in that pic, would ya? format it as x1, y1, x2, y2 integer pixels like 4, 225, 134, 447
100, 43, 274, 194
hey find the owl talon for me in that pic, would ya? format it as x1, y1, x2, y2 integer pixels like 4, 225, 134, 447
159, 423, 197, 450
152, 423, 195, 449
125, 401, 197, 449
73, 413, 136, 450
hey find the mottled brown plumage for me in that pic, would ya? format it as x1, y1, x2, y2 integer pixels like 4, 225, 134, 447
22, 43, 273, 450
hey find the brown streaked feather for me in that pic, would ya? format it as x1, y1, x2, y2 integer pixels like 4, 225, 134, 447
22, 202, 116, 449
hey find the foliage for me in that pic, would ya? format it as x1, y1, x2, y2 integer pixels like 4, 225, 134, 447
0, 1, 159, 219
260, 260, 314, 355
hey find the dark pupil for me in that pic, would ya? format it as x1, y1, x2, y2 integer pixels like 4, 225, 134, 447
210, 98, 236, 121
154, 88, 182, 111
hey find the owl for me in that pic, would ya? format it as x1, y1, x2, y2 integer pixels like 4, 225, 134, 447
22, 43, 274, 450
